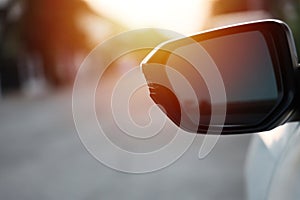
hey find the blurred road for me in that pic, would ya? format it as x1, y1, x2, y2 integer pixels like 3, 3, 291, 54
0, 85, 251, 200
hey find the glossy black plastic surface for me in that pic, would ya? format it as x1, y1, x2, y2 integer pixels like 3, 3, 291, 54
141, 20, 299, 134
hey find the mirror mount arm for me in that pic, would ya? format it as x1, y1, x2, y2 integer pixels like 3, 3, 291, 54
289, 65, 300, 122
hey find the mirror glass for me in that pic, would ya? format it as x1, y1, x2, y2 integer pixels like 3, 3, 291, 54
163, 30, 280, 127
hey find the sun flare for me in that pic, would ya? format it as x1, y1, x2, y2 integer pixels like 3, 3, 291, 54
85, 0, 209, 34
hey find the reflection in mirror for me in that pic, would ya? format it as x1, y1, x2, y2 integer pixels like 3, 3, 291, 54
165, 31, 279, 127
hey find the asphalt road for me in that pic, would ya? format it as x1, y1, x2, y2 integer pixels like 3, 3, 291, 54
0, 83, 251, 200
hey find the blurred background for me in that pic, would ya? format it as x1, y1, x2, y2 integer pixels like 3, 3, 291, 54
0, 0, 299, 200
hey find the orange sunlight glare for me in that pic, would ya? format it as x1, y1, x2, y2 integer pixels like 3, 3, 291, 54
85, 0, 209, 34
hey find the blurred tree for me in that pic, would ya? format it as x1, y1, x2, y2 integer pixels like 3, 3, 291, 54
0, 0, 23, 92
0, 0, 125, 92
20, 0, 99, 85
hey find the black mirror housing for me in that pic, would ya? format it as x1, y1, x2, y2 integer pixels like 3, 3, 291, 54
141, 20, 300, 134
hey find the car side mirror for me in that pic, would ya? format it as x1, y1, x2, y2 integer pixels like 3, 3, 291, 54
141, 20, 300, 134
